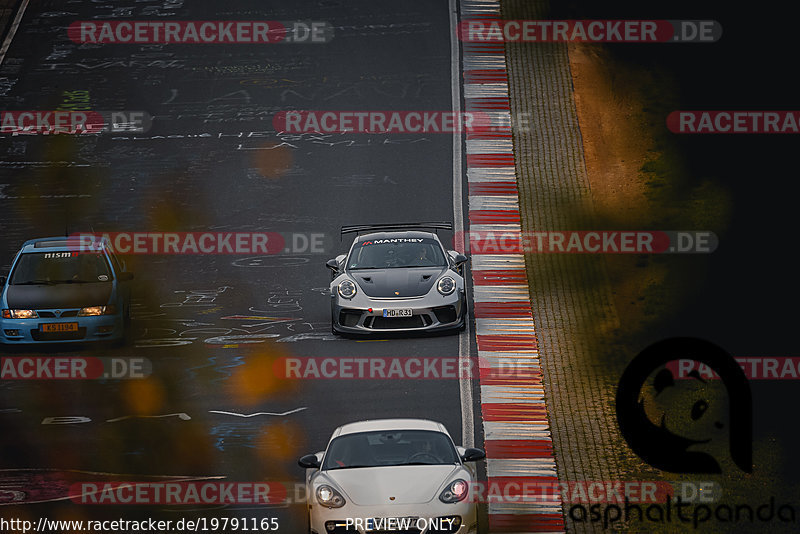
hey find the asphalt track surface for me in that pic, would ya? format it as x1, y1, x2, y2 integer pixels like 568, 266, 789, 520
0, 1, 484, 530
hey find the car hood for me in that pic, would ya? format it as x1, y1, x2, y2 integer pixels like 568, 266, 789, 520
5, 283, 112, 309
350, 267, 448, 298
325, 465, 458, 506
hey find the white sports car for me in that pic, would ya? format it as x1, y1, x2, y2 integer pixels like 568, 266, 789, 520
298, 419, 484, 533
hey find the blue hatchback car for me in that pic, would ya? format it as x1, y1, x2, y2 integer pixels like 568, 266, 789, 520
0, 236, 133, 345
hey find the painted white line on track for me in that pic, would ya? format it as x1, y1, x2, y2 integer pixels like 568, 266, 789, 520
450, 0, 475, 450
208, 407, 307, 417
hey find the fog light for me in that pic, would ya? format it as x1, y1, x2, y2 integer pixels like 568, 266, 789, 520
97, 325, 114, 334
4, 329, 20, 336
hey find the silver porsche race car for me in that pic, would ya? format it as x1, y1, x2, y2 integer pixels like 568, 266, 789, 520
327, 223, 468, 335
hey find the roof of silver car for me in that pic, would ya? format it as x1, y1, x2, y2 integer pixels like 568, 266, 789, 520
333, 418, 448, 438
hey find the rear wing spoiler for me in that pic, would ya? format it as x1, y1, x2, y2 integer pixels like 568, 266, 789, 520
340, 222, 453, 240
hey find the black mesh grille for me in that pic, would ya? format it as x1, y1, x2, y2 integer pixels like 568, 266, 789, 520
432, 305, 457, 324
339, 310, 361, 327
370, 316, 425, 329
36, 310, 79, 318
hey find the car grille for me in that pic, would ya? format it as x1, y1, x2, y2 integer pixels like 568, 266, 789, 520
432, 305, 457, 324
36, 310, 79, 318
368, 315, 428, 329
31, 328, 86, 341
429, 520, 461, 533
321, 528, 424, 534
339, 310, 361, 327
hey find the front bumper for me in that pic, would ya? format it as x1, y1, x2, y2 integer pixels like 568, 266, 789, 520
332, 290, 466, 334
309, 500, 477, 534
0, 311, 123, 344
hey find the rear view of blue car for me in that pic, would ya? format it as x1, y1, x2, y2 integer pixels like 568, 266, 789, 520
0, 237, 133, 345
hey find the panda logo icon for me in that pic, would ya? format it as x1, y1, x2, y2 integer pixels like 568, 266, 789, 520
616, 337, 752, 474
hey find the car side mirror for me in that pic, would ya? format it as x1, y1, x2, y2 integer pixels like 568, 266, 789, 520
453, 253, 468, 267
119, 272, 134, 281
298, 454, 321, 469
326, 259, 340, 273
461, 448, 486, 463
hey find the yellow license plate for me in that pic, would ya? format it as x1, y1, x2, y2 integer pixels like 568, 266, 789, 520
40, 322, 78, 333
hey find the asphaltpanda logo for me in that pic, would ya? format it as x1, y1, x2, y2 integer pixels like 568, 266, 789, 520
616, 337, 752, 474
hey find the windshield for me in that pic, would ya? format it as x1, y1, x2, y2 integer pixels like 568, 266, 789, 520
323, 429, 459, 470
348, 238, 447, 270
10, 252, 112, 285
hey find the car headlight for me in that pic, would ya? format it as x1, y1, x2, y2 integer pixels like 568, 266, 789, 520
77, 305, 116, 316
2, 309, 38, 319
316, 484, 346, 508
439, 479, 469, 503
437, 276, 456, 295
338, 279, 357, 299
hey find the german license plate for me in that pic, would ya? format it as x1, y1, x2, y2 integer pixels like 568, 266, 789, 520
382, 308, 412, 318
40, 322, 78, 333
